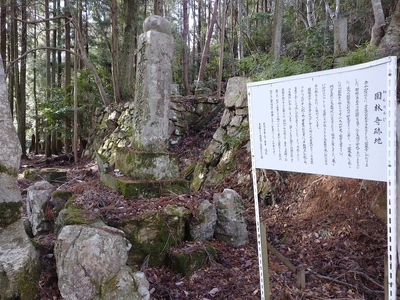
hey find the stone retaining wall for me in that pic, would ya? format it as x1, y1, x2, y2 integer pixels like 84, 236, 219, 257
86, 96, 220, 162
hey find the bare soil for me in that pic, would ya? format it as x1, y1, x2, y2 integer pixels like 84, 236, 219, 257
19, 109, 389, 299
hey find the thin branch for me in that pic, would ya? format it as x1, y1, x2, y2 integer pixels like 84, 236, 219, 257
6, 46, 80, 76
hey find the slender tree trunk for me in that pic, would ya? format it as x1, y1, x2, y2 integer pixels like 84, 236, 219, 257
217, 0, 227, 97
182, 0, 190, 95
51, 0, 58, 155
33, 6, 39, 155
370, 0, 386, 46
64, 0, 72, 153
154, 0, 164, 16
45, 0, 52, 157
197, 0, 219, 84
0, 0, 6, 71
271, 0, 284, 59
17, 0, 27, 158
9, 0, 17, 117
237, 0, 243, 60
306, 0, 316, 28
73, 28, 79, 163
119, 0, 138, 100
110, 0, 120, 103
71, 15, 110, 105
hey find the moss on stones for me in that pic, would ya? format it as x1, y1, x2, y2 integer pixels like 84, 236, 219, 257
168, 243, 216, 276
0, 202, 22, 227
16, 258, 41, 300
0, 163, 18, 177
117, 206, 190, 267
22, 168, 39, 180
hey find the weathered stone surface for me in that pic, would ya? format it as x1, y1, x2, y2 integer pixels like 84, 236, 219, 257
224, 77, 248, 109
202, 140, 223, 166
39, 168, 67, 184
26, 181, 54, 236
22, 168, 39, 180
54, 223, 150, 300
212, 127, 227, 144
220, 109, 233, 128
168, 242, 216, 276
189, 200, 217, 241
132, 16, 174, 152
0, 220, 40, 299
100, 173, 190, 198
116, 205, 190, 267
143, 15, 171, 35
214, 189, 248, 246
115, 147, 179, 180
0, 55, 40, 299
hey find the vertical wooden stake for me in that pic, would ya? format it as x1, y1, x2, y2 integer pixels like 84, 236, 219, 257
260, 222, 270, 300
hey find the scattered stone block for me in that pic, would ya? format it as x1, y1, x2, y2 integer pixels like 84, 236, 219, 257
168, 242, 217, 276
189, 200, 217, 241
116, 205, 190, 267
39, 168, 67, 184
214, 189, 248, 246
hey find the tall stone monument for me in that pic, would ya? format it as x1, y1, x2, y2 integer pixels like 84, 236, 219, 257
0, 56, 39, 299
132, 15, 174, 152
101, 16, 189, 198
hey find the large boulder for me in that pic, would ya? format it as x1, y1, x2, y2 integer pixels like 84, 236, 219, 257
214, 189, 248, 246
54, 223, 150, 300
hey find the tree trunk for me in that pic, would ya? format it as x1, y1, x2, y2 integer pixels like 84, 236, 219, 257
73, 28, 78, 163
154, 0, 164, 16
45, 0, 52, 157
64, 0, 72, 153
370, 0, 386, 46
0, 0, 6, 71
110, 0, 120, 103
271, 0, 284, 60
182, 0, 190, 95
17, 0, 27, 158
306, 0, 316, 28
196, 0, 219, 84
378, 0, 400, 52
217, 0, 227, 97
71, 15, 110, 105
119, 0, 139, 100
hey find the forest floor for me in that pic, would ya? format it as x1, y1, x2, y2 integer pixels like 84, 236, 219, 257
19, 108, 390, 300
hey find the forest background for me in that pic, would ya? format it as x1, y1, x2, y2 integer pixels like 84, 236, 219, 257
1, 0, 400, 160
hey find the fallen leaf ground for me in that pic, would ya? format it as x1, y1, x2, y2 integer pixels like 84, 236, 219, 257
19, 107, 391, 299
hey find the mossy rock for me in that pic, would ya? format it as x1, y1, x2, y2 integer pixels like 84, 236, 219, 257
22, 168, 39, 180
100, 173, 189, 198
190, 161, 208, 191
57, 200, 102, 229
0, 202, 22, 227
0, 257, 40, 300
116, 206, 190, 267
39, 168, 67, 184
0, 162, 18, 177
115, 148, 179, 180
168, 242, 216, 276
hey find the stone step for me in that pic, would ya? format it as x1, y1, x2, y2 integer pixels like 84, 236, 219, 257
100, 173, 189, 198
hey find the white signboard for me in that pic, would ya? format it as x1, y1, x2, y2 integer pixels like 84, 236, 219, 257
248, 57, 397, 300
248, 59, 393, 181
